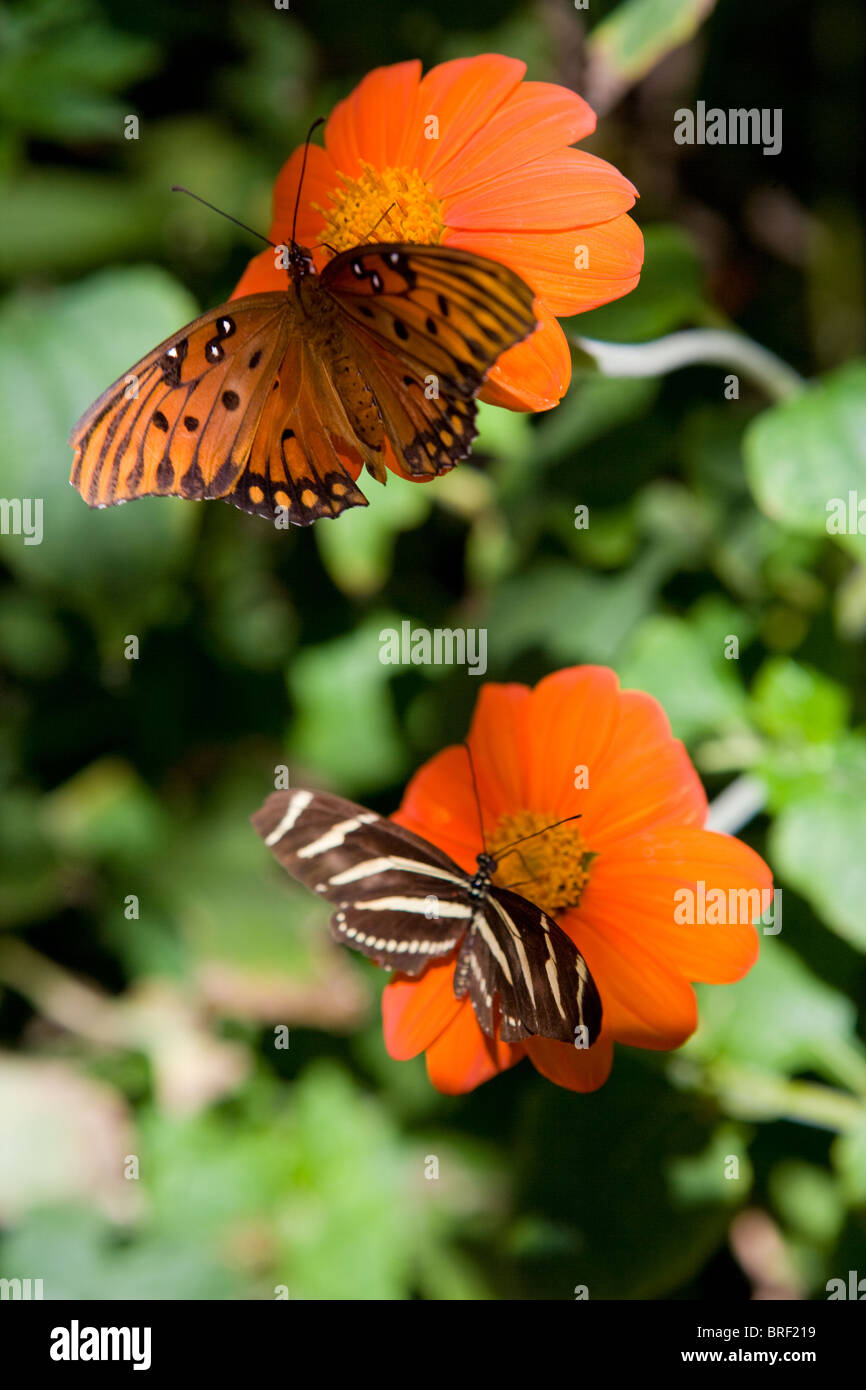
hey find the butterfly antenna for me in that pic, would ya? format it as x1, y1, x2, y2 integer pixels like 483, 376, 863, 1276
363, 201, 398, 242
463, 742, 487, 852
170, 187, 277, 249
498, 848, 539, 889
491, 813, 583, 863
291, 116, 325, 249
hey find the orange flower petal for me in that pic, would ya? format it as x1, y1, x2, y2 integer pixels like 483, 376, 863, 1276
386, 664, 770, 1086
466, 683, 533, 819
583, 827, 769, 983
442, 150, 637, 231
566, 908, 699, 1049
434, 81, 597, 197
411, 55, 527, 180
230, 245, 280, 299
382, 961, 461, 1060
526, 1034, 614, 1091
324, 59, 423, 175
452, 213, 644, 316
270, 142, 335, 250
584, 690, 707, 845
233, 146, 335, 297
481, 302, 572, 411
522, 666, 623, 812
520, 671, 707, 845
392, 745, 484, 872
424, 998, 526, 1094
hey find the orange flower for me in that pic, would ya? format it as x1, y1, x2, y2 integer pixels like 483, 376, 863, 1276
233, 55, 642, 415
382, 666, 772, 1095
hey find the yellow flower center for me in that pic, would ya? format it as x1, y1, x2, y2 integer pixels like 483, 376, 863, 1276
315, 162, 445, 252
488, 811, 595, 918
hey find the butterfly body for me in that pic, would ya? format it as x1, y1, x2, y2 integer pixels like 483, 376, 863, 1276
69, 242, 537, 526
284, 243, 316, 283
253, 788, 602, 1048
466, 852, 497, 898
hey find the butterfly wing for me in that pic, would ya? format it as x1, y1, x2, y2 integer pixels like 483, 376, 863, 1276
222, 334, 369, 523
69, 294, 292, 507
252, 789, 475, 975
342, 334, 479, 481
454, 886, 603, 1046
321, 242, 537, 478
254, 788, 604, 1049
70, 245, 537, 522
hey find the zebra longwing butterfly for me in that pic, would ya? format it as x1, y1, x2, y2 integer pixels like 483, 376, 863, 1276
252, 788, 602, 1047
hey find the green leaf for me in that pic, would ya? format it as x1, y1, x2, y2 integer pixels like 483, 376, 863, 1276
744, 360, 866, 563
0, 172, 162, 279
0, 788, 70, 929
686, 937, 862, 1074
0, 0, 159, 143
757, 740, 842, 811
668, 1125, 752, 1207
769, 1161, 845, 1246
473, 398, 535, 462
0, 268, 198, 637
485, 552, 668, 668
750, 657, 850, 744
617, 611, 749, 742
41, 758, 167, 861
587, 0, 719, 86
0, 589, 67, 678
316, 473, 430, 598
0, 1208, 239, 1300
770, 768, 866, 951
287, 616, 409, 794
141, 1065, 497, 1300
832, 1122, 866, 1205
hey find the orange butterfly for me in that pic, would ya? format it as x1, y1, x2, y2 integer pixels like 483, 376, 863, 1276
69, 240, 537, 525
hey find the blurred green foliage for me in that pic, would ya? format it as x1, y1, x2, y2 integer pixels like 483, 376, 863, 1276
0, 0, 864, 1300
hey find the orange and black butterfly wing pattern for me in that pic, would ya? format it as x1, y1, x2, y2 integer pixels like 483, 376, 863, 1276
344, 332, 479, 482
223, 334, 369, 524
69, 245, 538, 523
69, 294, 291, 508
321, 242, 538, 478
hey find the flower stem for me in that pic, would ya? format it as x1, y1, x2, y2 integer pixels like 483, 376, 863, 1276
673, 1056, 866, 1133
574, 329, 806, 403
705, 773, 768, 834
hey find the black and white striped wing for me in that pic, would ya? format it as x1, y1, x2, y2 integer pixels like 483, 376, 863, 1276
457, 887, 603, 1046
252, 789, 475, 975
253, 787, 603, 1049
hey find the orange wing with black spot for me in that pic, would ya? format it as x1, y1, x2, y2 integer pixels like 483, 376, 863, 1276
69, 243, 537, 526
69, 295, 293, 508
321, 242, 538, 478
223, 334, 368, 523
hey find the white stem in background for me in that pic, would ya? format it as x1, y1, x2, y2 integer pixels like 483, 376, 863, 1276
574, 329, 806, 403
705, 773, 768, 835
